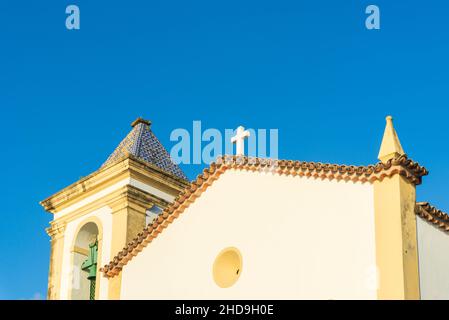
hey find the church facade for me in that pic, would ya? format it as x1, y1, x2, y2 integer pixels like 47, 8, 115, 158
40, 117, 449, 300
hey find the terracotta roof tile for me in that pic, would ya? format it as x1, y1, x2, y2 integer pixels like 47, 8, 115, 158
416, 202, 449, 232
101, 154, 428, 278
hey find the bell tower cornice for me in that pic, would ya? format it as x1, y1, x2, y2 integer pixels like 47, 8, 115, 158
40, 118, 189, 300
40, 155, 189, 216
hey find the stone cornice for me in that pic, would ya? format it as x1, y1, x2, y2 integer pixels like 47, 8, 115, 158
126, 184, 171, 210
46, 222, 66, 239
40, 155, 189, 214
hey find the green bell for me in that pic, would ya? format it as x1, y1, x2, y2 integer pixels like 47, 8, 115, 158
81, 241, 98, 281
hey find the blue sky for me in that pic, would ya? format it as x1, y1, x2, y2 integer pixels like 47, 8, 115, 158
0, 1, 448, 299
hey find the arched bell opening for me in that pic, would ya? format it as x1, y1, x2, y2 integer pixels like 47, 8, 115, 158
70, 222, 100, 300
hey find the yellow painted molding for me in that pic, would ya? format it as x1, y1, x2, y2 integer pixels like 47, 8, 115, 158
373, 175, 420, 300
48, 185, 169, 230
72, 246, 89, 256
40, 156, 189, 214
40, 160, 130, 213
107, 273, 122, 300
47, 231, 65, 300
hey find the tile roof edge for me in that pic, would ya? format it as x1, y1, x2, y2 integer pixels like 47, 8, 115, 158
416, 202, 449, 232
100, 154, 428, 278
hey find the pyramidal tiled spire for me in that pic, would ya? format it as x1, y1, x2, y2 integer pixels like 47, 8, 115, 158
102, 117, 188, 181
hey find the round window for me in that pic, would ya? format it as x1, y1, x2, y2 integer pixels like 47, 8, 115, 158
212, 247, 242, 288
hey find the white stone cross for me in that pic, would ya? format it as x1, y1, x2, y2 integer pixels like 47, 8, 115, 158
231, 126, 250, 156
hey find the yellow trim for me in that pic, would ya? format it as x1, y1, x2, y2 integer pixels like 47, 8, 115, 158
107, 273, 122, 300
373, 175, 420, 300
40, 156, 188, 214
46, 224, 66, 300
72, 246, 89, 256
106, 207, 128, 299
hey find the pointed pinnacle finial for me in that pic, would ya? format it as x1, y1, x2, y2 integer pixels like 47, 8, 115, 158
378, 115, 405, 163
131, 117, 151, 128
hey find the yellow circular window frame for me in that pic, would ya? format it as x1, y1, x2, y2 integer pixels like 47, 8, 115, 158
212, 247, 242, 288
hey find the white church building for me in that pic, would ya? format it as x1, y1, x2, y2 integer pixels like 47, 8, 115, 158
40, 117, 449, 300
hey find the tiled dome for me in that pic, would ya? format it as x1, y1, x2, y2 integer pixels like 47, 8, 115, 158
102, 118, 188, 181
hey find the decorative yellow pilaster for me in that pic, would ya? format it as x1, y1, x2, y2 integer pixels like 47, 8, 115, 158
374, 116, 420, 300
107, 272, 123, 300
46, 222, 66, 300
106, 186, 161, 299
107, 206, 128, 300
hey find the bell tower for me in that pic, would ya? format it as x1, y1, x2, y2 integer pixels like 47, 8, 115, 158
40, 118, 189, 300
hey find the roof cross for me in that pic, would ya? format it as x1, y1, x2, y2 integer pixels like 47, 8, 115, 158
231, 126, 250, 156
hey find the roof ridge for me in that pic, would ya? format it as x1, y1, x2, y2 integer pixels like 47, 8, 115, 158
132, 122, 144, 157
101, 154, 428, 278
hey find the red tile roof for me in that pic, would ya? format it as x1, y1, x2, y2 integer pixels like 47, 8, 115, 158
101, 154, 428, 278
416, 202, 449, 232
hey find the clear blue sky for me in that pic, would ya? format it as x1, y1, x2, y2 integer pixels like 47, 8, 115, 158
1, 1, 448, 299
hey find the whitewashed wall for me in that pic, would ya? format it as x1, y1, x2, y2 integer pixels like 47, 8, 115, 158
417, 216, 449, 299
120, 169, 377, 299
